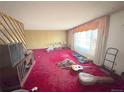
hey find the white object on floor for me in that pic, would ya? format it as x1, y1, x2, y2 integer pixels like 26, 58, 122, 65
47, 47, 54, 52
31, 87, 38, 92
71, 65, 83, 71
79, 72, 96, 85
79, 72, 114, 85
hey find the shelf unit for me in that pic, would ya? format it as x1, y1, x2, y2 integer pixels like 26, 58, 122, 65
103, 48, 119, 72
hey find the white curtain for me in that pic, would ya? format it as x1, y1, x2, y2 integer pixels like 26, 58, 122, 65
67, 29, 74, 50
72, 16, 110, 66
94, 16, 110, 65
74, 29, 98, 60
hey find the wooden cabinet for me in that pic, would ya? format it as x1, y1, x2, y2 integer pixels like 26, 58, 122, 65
0, 44, 35, 91
0, 66, 21, 91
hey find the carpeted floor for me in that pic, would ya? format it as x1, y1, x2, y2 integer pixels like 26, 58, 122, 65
23, 48, 124, 92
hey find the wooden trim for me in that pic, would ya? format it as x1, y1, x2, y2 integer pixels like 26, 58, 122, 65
10, 17, 25, 44
10, 17, 27, 49
12, 18, 26, 45
17, 23, 25, 42
18, 23, 25, 37
17, 23, 27, 49
4, 15, 20, 43
0, 12, 23, 24
8, 17, 22, 42
0, 21, 15, 42
0, 36, 6, 44
5, 20, 19, 43
1, 15, 18, 42
0, 23, 13, 43
0, 11, 27, 50
0, 29, 9, 43
14, 21, 25, 40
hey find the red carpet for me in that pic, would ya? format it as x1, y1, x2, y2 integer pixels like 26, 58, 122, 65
23, 48, 124, 92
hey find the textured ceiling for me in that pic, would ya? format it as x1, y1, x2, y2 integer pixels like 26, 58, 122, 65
0, 1, 124, 30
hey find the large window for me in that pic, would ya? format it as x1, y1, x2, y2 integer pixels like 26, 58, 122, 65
74, 29, 98, 59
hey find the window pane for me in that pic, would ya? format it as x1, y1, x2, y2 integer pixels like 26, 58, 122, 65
74, 29, 98, 59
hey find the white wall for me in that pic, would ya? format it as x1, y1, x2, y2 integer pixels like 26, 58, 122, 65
106, 10, 124, 75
